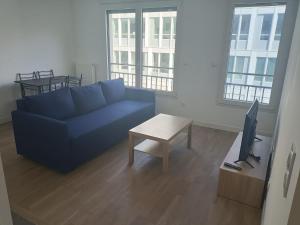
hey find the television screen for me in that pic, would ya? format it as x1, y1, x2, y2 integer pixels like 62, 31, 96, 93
238, 100, 259, 162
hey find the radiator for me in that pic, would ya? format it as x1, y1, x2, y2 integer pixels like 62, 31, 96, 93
75, 64, 97, 85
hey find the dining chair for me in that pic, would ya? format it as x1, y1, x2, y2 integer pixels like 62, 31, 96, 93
36, 70, 54, 92
16, 72, 36, 81
16, 72, 37, 97
36, 70, 54, 79
49, 76, 69, 92
68, 74, 83, 87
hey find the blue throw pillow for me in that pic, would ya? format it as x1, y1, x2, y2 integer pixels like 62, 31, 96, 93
100, 78, 125, 104
24, 88, 76, 120
70, 84, 106, 114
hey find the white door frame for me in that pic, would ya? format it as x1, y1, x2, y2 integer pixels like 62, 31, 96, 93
0, 153, 13, 225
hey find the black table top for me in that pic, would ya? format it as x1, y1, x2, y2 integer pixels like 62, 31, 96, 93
15, 76, 68, 87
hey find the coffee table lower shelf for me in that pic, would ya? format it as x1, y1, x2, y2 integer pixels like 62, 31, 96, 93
134, 139, 164, 158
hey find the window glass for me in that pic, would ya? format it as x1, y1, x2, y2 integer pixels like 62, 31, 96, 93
112, 19, 119, 38
152, 53, 159, 67
129, 18, 135, 38
254, 57, 266, 82
172, 17, 176, 39
234, 56, 249, 82
112, 51, 119, 63
275, 14, 284, 40
163, 17, 171, 39
231, 15, 239, 40
265, 58, 276, 82
121, 51, 128, 70
160, 53, 170, 73
260, 14, 273, 40
266, 58, 276, 75
121, 18, 128, 38
240, 15, 250, 40
150, 17, 159, 39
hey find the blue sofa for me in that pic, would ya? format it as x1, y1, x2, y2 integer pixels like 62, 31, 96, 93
12, 79, 155, 172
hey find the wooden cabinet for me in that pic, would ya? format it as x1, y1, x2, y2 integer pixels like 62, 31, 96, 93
217, 132, 271, 208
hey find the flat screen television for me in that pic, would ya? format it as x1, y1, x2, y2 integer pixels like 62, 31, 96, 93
235, 99, 259, 167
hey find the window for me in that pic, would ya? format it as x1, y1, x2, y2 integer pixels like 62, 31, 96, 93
162, 17, 171, 39
254, 57, 266, 83
160, 53, 170, 74
120, 51, 128, 70
107, 8, 177, 92
254, 57, 276, 85
152, 53, 159, 75
129, 18, 135, 38
121, 18, 128, 38
260, 14, 273, 40
231, 15, 239, 41
275, 13, 284, 41
224, 5, 286, 105
149, 17, 160, 46
112, 19, 119, 38
227, 56, 249, 84
231, 14, 251, 49
240, 15, 251, 40
112, 51, 119, 63
172, 17, 176, 39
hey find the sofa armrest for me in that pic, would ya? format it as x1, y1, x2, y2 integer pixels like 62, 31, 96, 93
125, 88, 155, 102
11, 110, 70, 157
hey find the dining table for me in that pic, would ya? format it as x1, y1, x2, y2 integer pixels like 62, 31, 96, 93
15, 75, 79, 97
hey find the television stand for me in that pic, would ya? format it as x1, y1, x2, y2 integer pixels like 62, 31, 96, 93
217, 132, 271, 208
255, 136, 263, 141
234, 159, 254, 168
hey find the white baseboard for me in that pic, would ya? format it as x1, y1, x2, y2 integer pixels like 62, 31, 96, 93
193, 120, 272, 137
0, 115, 11, 125
193, 120, 240, 133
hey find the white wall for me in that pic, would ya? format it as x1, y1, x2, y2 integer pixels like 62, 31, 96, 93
0, 0, 75, 124
72, 0, 297, 135
262, 1, 300, 224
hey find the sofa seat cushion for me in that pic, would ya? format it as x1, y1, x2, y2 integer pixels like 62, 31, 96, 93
70, 84, 106, 114
24, 88, 75, 120
66, 100, 154, 138
100, 79, 125, 104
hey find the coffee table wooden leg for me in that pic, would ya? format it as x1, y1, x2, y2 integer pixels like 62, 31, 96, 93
128, 133, 134, 166
163, 143, 170, 172
187, 124, 192, 149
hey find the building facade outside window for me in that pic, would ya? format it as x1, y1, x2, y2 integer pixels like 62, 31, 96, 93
224, 5, 286, 105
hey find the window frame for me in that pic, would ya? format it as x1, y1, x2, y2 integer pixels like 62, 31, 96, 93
105, 1, 181, 96
217, 2, 292, 111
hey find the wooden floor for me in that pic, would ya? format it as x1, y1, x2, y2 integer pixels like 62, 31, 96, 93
0, 123, 261, 225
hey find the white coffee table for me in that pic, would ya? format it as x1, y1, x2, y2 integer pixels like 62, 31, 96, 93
128, 114, 193, 172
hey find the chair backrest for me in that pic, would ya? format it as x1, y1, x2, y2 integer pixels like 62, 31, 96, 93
16, 72, 36, 81
36, 70, 54, 79
68, 74, 83, 87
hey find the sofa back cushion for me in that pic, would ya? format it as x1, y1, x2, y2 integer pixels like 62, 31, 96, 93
100, 78, 125, 104
70, 84, 106, 114
24, 88, 76, 120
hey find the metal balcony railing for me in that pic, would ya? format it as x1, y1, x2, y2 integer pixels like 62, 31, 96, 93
224, 72, 273, 104
110, 63, 174, 92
